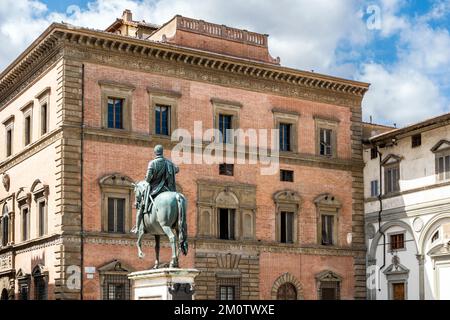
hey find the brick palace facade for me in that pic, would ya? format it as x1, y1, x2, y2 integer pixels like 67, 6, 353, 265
0, 10, 369, 300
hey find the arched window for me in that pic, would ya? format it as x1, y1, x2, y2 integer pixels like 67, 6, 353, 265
32, 265, 48, 300
1, 204, 9, 247
277, 283, 297, 300
273, 190, 301, 244
1, 288, 8, 300
314, 194, 341, 246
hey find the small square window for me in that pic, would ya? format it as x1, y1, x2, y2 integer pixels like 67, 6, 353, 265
390, 233, 405, 250
411, 134, 421, 148
219, 163, 234, 176
280, 170, 294, 182
370, 147, 378, 159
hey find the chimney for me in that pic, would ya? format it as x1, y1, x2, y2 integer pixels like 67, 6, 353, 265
122, 9, 132, 22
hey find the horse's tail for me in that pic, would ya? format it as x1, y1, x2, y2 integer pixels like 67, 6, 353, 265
176, 193, 188, 256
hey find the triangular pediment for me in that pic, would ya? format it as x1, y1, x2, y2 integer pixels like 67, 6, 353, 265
431, 140, 450, 153
381, 154, 402, 166
98, 260, 134, 273
315, 270, 342, 282
384, 262, 409, 275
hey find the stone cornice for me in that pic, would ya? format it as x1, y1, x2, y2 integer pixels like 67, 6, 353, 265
0, 23, 369, 110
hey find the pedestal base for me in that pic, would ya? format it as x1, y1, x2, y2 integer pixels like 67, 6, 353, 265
128, 268, 200, 300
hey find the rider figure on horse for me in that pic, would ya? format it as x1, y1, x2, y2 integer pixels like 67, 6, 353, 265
131, 144, 179, 234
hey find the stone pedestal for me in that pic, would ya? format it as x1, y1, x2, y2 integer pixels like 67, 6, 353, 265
128, 268, 200, 300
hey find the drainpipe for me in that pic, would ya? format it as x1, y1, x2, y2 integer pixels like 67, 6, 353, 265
80, 64, 85, 300
377, 147, 386, 292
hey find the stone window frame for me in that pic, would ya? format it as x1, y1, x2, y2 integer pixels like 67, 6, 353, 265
148, 87, 180, 138
212, 98, 242, 145
16, 269, 31, 300
314, 194, 341, 247
16, 189, 32, 242
99, 174, 134, 234
431, 140, 450, 182
315, 270, 342, 300
98, 260, 133, 300
271, 272, 304, 300
3, 115, 14, 158
273, 190, 301, 244
32, 264, 48, 300
20, 101, 33, 147
1, 203, 11, 247
314, 116, 339, 158
35, 87, 51, 137
272, 109, 299, 154
216, 276, 241, 300
381, 154, 402, 195
31, 179, 49, 238
99, 80, 135, 131
196, 181, 256, 241
388, 230, 407, 253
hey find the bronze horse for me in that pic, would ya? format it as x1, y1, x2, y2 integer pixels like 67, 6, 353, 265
133, 181, 188, 268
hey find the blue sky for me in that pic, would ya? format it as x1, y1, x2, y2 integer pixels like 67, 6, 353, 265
1, 0, 450, 127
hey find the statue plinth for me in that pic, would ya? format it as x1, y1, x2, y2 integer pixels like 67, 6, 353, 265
128, 268, 200, 300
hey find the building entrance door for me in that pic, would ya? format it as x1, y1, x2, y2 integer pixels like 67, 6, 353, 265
392, 283, 405, 300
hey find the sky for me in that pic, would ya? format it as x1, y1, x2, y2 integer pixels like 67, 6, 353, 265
0, 0, 449, 127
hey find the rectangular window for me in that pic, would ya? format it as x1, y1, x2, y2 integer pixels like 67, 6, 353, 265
411, 134, 421, 148
385, 165, 400, 194
24, 115, 31, 146
280, 211, 294, 243
279, 123, 291, 152
219, 163, 234, 176
6, 128, 12, 157
437, 154, 450, 181
107, 198, 125, 233
103, 274, 131, 300
38, 201, 46, 237
155, 104, 171, 135
218, 114, 233, 143
219, 286, 235, 300
370, 180, 379, 197
22, 207, 29, 241
34, 276, 47, 300
320, 128, 332, 156
319, 282, 340, 300
370, 147, 378, 159
41, 103, 48, 135
280, 169, 294, 182
390, 233, 405, 250
107, 98, 124, 129
321, 214, 334, 245
219, 208, 235, 240
19, 282, 29, 300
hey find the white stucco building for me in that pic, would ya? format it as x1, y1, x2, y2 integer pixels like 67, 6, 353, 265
364, 114, 450, 300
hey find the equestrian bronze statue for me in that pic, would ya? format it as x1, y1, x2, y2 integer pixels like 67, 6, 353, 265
132, 145, 188, 268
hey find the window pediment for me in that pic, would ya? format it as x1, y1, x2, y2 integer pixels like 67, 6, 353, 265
215, 190, 239, 208
381, 154, 402, 166
99, 174, 134, 189
98, 259, 134, 273
315, 270, 342, 282
314, 193, 341, 209
431, 140, 450, 153
32, 264, 48, 277
30, 179, 49, 198
16, 188, 31, 206
273, 190, 301, 205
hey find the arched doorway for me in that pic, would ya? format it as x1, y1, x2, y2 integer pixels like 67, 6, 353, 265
276, 283, 297, 300
1, 288, 8, 300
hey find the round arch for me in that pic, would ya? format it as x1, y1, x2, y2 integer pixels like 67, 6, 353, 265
418, 213, 450, 255
368, 220, 417, 261
271, 272, 303, 300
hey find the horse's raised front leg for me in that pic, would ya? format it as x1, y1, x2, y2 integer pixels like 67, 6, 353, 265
137, 228, 145, 259
153, 235, 160, 269
161, 226, 178, 268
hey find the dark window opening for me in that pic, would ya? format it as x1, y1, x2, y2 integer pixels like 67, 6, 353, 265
320, 128, 332, 156
277, 283, 297, 300
432, 230, 440, 242
155, 104, 170, 135
280, 169, 294, 182
24, 116, 31, 146
370, 180, 379, 197
280, 211, 294, 243
107, 98, 124, 129
19, 280, 29, 300
321, 214, 334, 246
6, 129, 12, 157
411, 134, 421, 148
218, 114, 233, 143
370, 147, 378, 159
437, 155, 450, 180
107, 198, 125, 233
390, 233, 405, 250
103, 274, 131, 300
38, 201, 46, 237
319, 282, 340, 300
219, 163, 234, 176
22, 208, 29, 241
2, 215, 8, 246
385, 165, 400, 194
41, 103, 48, 135
34, 276, 47, 300
279, 123, 292, 152
219, 208, 235, 240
